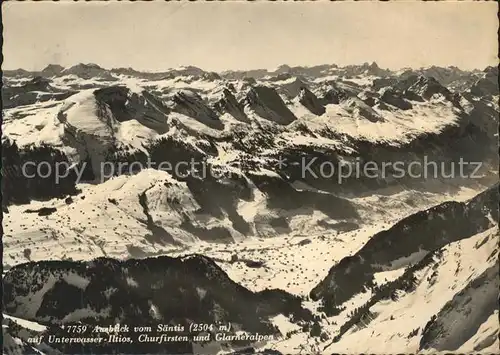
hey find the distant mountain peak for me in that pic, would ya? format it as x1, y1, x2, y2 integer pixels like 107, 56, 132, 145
67, 62, 104, 70
274, 64, 293, 74
41, 64, 64, 75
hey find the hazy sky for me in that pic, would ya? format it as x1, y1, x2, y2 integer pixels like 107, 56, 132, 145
3, 1, 498, 72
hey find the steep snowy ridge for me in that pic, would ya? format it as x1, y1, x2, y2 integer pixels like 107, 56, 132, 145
57, 89, 117, 177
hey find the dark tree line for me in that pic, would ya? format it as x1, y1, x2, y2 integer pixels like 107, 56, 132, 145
1, 139, 80, 206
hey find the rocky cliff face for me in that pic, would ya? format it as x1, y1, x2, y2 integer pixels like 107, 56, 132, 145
296, 87, 326, 115
379, 87, 413, 110
470, 66, 499, 97
341, 97, 385, 123
245, 86, 297, 125
170, 90, 223, 129
94, 85, 170, 133
317, 84, 351, 105
213, 87, 249, 122
403, 75, 456, 102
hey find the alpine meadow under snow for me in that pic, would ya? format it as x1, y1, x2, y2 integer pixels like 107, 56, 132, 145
2, 61, 499, 354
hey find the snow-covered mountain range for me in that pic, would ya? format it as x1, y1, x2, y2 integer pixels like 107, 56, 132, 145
2, 62, 499, 354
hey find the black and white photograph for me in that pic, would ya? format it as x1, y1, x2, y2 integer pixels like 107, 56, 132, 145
1, 1, 499, 354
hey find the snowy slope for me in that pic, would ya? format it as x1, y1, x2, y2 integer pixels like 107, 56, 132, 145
326, 226, 499, 354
